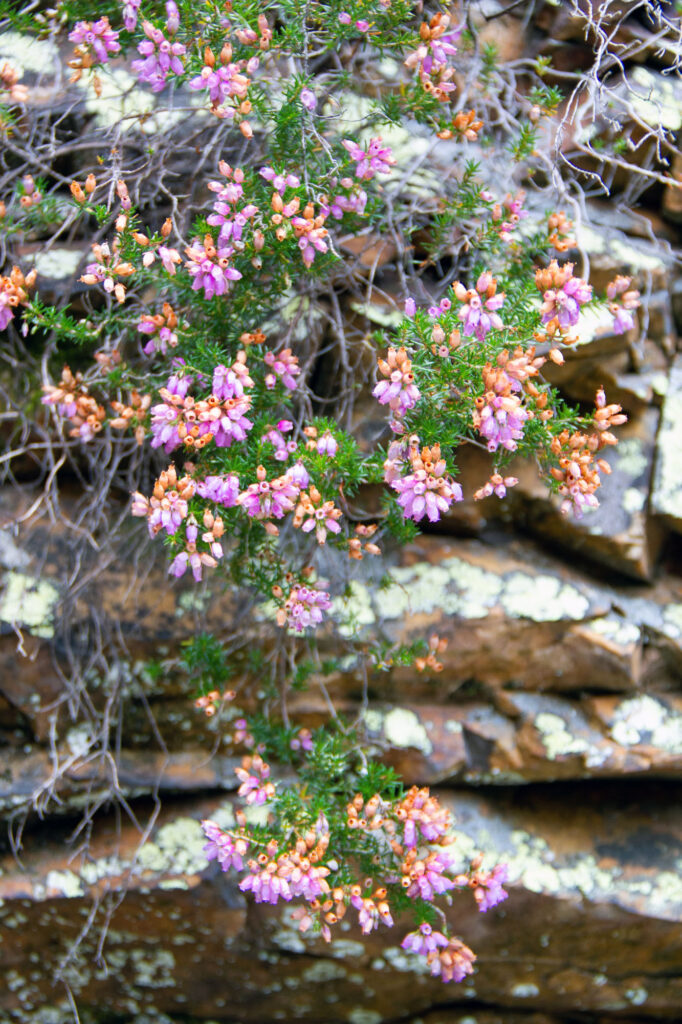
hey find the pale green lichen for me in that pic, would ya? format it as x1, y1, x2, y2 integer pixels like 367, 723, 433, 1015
0, 31, 58, 75
129, 949, 176, 988
27, 249, 84, 280
652, 361, 682, 519
576, 223, 667, 277
82, 66, 208, 134
44, 870, 85, 899
0, 571, 60, 637
445, 720, 463, 734
302, 961, 347, 983
662, 603, 682, 638
534, 712, 590, 760
587, 615, 640, 647
350, 301, 402, 328
333, 581, 376, 637
615, 439, 649, 479
381, 946, 432, 975
382, 707, 432, 754
622, 488, 646, 515
135, 817, 208, 876
363, 709, 384, 735
501, 573, 589, 622
66, 725, 93, 758
347, 1010, 382, 1024
610, 696, 682, 754
339, 555, 593, 633
511, 983, 540, 998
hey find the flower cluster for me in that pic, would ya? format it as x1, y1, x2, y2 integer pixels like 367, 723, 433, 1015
184, 234, 242, 299
138, 302, 178, 355
342, 137, 396, 181
402, 928, 476, 983
549, 387, 626, 517
235, 754, 275, 806
405, 12, 459, 99
168, 510, 225, 581
80, 241, 135, 304
387, 441, 463, 523
275, 582, 333, 632
68, 18, 120, 64
41, 366, 106, 441
453, 272, 505, 342
536, 260, 592, 338
606, 275, 640, 334
0, 265, 36, 331
373, 347, 420, 418
189, 44, 257, 130
150, 359, 253, 453
132, 20, 186, 92
293, 487, 342, 545
473, 363, 529, 453
131, 464, 195, 536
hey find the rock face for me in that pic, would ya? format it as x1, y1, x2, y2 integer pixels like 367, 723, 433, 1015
0, 783, 680, 1023
3, 8, 682, 1023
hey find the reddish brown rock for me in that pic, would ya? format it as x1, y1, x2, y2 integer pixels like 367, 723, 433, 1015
0, 784, 680, 1022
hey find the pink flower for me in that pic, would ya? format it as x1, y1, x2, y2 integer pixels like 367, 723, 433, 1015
184, 239, 242, 299
405, 852, 456, 900
238, 466, 299, 520
279, 584, 332, 632
189, 62, 251, 109
286, 462, 310, 488
264, 348, 300, 390
473, 863, 508, 912
402, 923, 449, 957
150, 400, 183, 453
212, 354, 253, 400
212, 395, 253, 447
351, 894, 393, 934
235, 754, 275, 806
69, 18, 120, 63
316, 431, 338, 456
259, 167, 300, 193
132, 21, 185, 92
0, 295, 13, 331
356, 20, 370, 32
453, 273, 505, 342
239, 864, 291, 904
536, 262, 592, 330
158, 245, 181, 275
429, 938, 476, 983
342, 137, 395, 180
391, 443, 462, 524
202, 820, 248, 872
373, 347, 420, 417
196, 474, 240, 507
404, 297, 416, 317
122, 0, 141, 31
338, 12, 352, 25
300, 88, 316, 110
165, 0, 180, 34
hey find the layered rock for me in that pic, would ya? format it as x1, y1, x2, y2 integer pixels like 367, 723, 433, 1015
0, 783, 680, 1022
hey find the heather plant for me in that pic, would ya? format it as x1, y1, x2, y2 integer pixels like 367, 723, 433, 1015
1, 0, 678, 985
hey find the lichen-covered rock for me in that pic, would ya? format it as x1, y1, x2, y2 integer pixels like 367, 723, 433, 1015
355, 690, 681, 786
651, 354, 682, 532
519, 408, 662, 581
0, 785, 680, 1022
